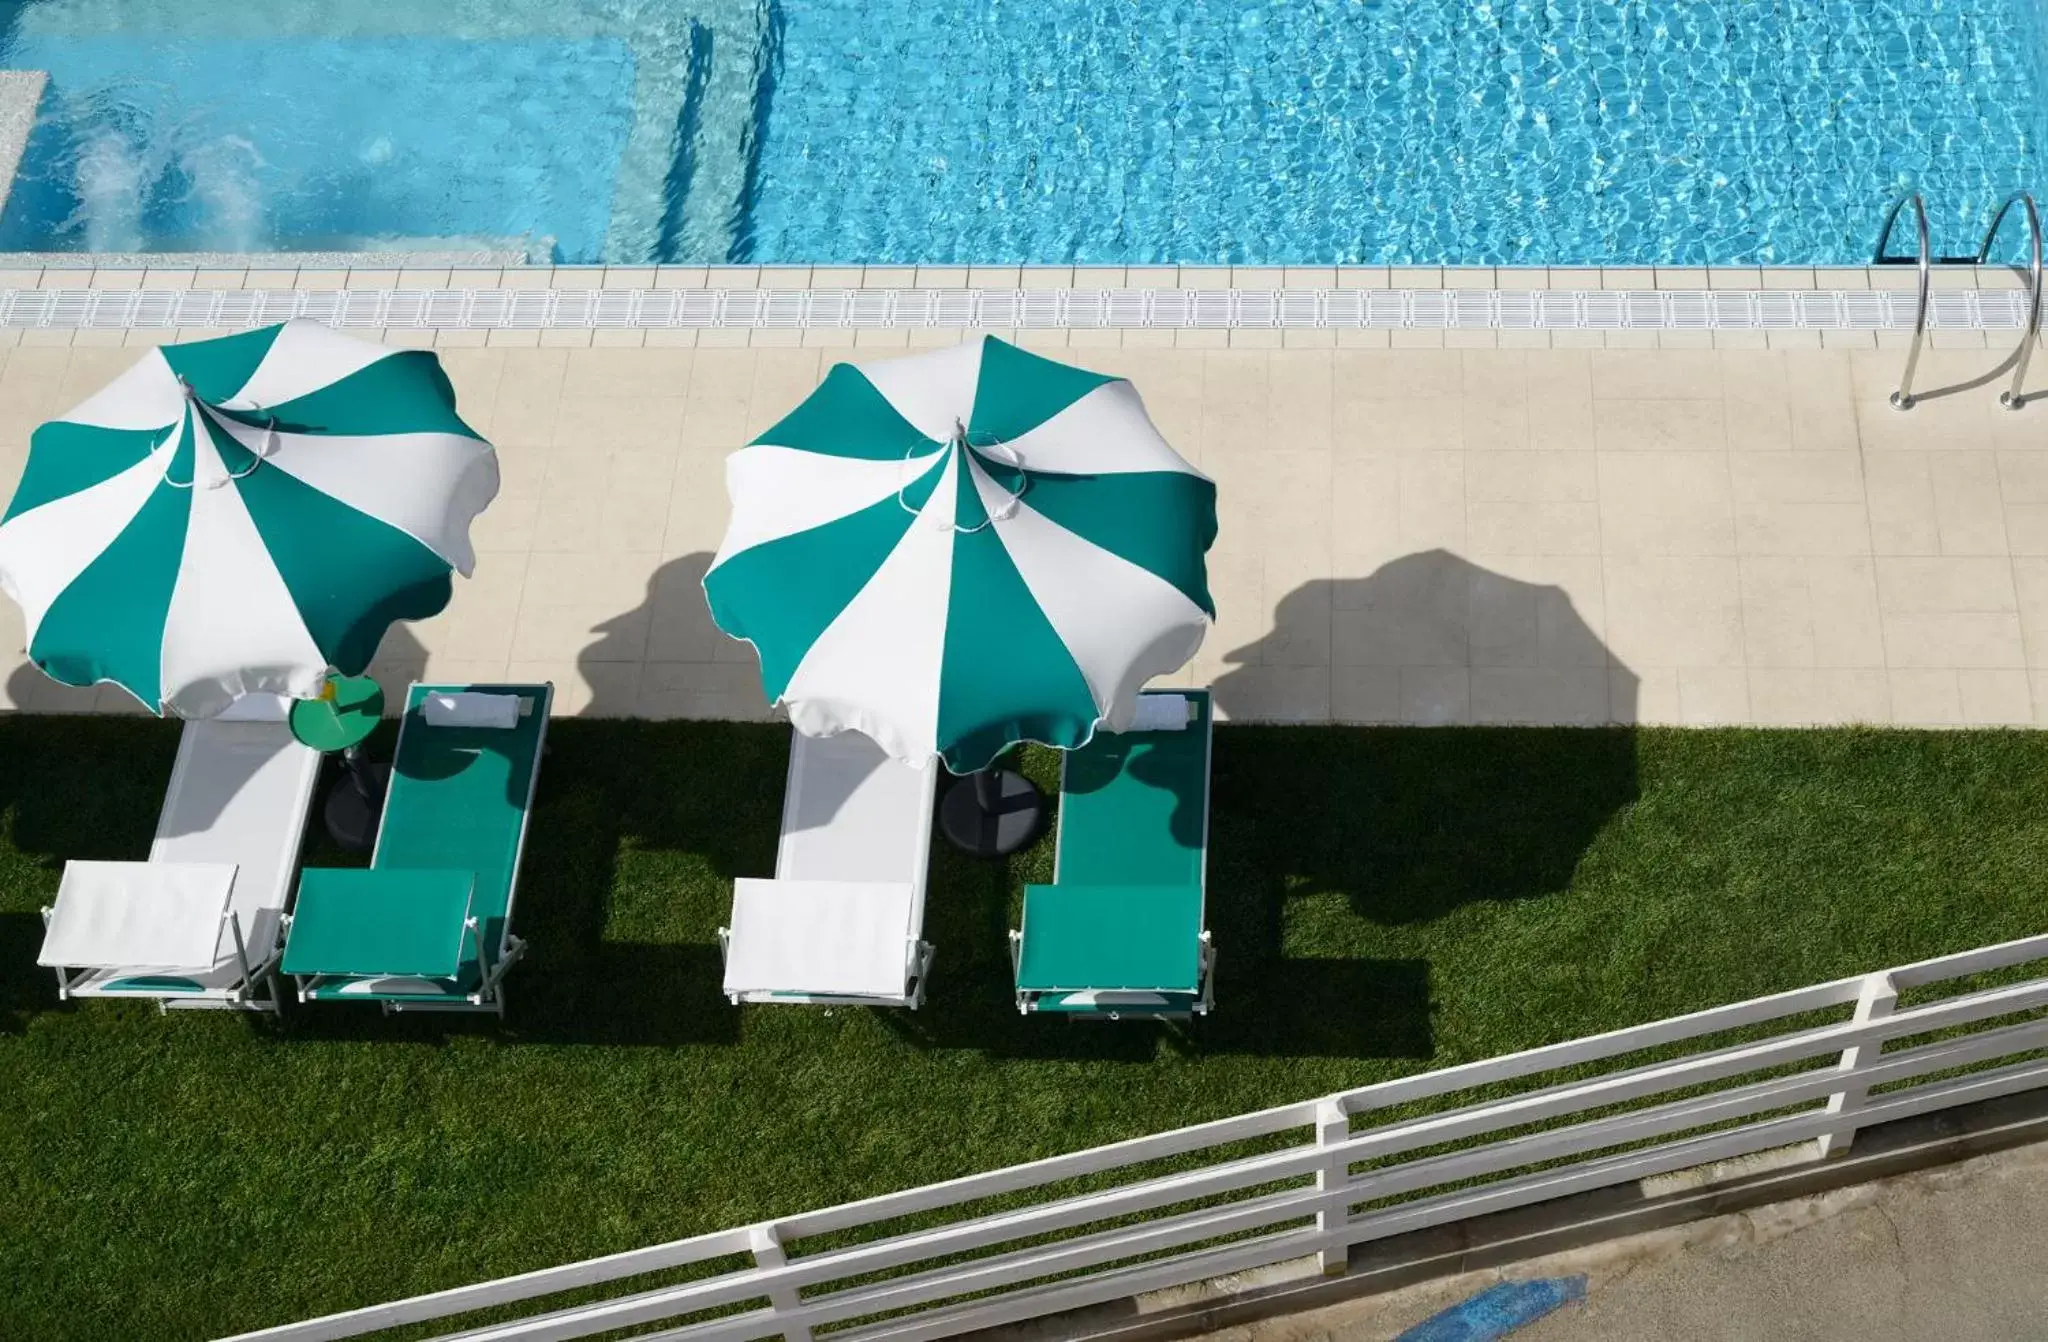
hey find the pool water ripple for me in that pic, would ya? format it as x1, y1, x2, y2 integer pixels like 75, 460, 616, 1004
747, 0, 2046, 265
0, 0, 2040, 264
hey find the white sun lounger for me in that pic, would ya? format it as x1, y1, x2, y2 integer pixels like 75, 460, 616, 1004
37, 694, 321, 1012
720, 728, 938, 1008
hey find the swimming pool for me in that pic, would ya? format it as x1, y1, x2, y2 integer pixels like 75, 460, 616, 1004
0, 0, 2041, 266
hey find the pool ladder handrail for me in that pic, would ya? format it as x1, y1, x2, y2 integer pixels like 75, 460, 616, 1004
1979, 192, 2042, 411
1875, 191, 2042, 411
1873, 193, 1932, 409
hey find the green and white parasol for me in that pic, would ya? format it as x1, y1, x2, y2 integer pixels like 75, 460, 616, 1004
705, 334, 1217, 774
0, 320, 497, 716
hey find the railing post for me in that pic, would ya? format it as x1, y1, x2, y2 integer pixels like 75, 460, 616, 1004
748, 1223, 814, 1342
1314, 1098, 1352, 1275
1818, 972, 1898, 1158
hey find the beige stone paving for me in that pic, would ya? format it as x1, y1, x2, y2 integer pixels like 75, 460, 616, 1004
1, 339, 2046, 728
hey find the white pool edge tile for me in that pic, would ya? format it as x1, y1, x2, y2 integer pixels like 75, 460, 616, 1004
0, 262, 1959, 292
0, 281, 2028, 334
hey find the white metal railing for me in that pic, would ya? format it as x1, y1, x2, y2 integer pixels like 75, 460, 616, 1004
221, 933, 2048, 1342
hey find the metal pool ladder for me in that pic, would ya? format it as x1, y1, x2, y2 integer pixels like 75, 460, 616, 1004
1875, 191, 2042, 411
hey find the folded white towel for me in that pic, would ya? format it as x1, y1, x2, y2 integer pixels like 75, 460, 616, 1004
422, 691, 520, 729
1129, 694, 1193, 732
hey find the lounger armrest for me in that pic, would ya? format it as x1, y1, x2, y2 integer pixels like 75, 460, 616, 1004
723, 878, 921, 997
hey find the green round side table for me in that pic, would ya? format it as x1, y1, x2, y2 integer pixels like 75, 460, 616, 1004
290, 675, 387, 852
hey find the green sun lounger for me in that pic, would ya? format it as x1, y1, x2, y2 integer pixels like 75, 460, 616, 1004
1011, 689, 1215, 1019
281, 682, 551, 1015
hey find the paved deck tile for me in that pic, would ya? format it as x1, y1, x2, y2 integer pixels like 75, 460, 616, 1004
2, 343, 2044, 727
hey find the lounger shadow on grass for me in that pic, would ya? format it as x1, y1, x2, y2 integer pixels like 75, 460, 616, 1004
281, 728, 751, 1049
0, 713, 184, 1030
489, 720, 766, 1048
862, 741, 1432, 1062
881, 830, 1434, 1062
0, 910, 47, 1033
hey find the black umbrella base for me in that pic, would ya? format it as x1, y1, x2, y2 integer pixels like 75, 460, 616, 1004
939, 768, 1046, 858
323, 762, 390, 853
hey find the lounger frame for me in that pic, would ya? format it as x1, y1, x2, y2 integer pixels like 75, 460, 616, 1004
42, 901, 278, 1014
41, 708, 320, 1014
715, 928, 936, 1010
1011, 690, 1216, 1020
719, 729, 938, 1009
288, 681, 551, 1017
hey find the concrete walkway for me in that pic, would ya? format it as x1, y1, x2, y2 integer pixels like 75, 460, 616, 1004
1182, 1138, 2048, 1342
3, 339, 2046, 726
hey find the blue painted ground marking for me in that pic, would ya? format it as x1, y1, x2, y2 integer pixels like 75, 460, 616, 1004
1395, 1276, 1589, 1342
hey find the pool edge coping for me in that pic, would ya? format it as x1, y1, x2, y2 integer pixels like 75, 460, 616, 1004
0, 277, 2037, 354
0, 262, 2027, 294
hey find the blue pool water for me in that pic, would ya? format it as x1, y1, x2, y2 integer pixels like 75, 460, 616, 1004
0, 0, 2042, 265
0, 37, 638, 259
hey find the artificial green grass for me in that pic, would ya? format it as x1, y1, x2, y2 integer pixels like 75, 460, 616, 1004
2, 719, 2046, 1339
